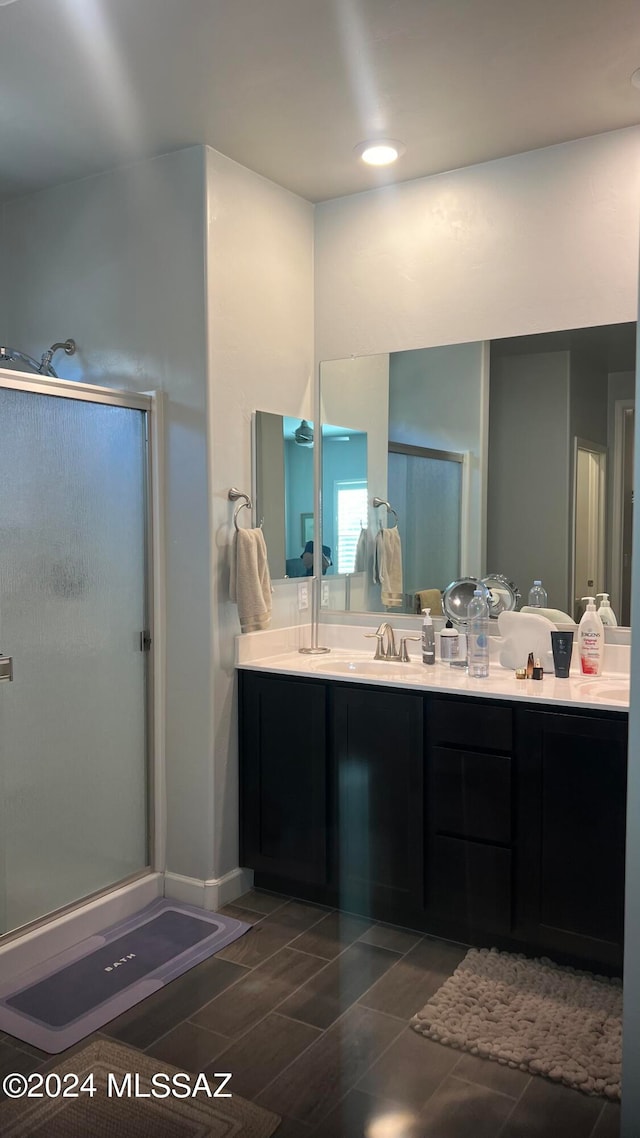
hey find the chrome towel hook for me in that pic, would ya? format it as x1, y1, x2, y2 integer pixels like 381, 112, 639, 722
228, 487, 252, 531
228, 487, 263, 531
372, 496, 399, 528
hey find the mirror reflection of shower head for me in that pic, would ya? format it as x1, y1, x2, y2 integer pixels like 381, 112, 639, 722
294, 419, 314, 446
0, 338, 76, 378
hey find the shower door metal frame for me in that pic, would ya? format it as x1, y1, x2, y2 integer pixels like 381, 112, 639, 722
0, 368, 164, 939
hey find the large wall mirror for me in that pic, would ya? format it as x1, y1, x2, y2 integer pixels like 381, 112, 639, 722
318, 322, 636, 627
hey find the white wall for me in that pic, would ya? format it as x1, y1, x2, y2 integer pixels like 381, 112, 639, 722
315, 127, 640, 360
205, 146, 314, 879
2, 147, 215, 885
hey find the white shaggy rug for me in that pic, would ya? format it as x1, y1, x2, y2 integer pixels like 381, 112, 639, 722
411, 947, 622, 1100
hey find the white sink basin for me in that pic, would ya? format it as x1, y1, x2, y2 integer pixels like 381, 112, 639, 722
572, 679, 629, 704
311, 657, 425, 678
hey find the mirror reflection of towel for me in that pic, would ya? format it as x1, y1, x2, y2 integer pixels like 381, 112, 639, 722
230, 528, 272, 632
415, 589, 443, 616
354, 527, 368, 572
374, 528, 403, 608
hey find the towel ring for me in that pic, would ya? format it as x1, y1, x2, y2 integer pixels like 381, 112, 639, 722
229, 487, 262, 531
372, 496, 399, 528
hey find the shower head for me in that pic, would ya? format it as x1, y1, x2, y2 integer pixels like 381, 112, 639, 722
294, 419, 314, 446
0, 338, 76, 378
0, 346, 44, 375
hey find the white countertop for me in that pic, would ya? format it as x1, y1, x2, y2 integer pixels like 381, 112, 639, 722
235, 625, 630, 712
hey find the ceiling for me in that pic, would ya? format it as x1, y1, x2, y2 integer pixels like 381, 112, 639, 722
2, 0, 640, 203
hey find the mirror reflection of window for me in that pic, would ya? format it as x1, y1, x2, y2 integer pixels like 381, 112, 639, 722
322, 424, 368, 578
335, 481, 368, 573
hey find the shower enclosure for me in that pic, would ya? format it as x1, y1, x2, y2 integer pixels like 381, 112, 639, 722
0, 369, 154, 939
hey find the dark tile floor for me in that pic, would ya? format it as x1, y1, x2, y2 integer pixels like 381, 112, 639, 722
0, 890, 621, 1137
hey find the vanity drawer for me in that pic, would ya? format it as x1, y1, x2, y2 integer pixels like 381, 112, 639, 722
431, 748, 511, 844
429, 835, 512, 936
429, 697, 512, 752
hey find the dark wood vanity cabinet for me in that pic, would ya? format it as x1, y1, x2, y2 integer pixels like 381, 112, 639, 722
239, 671, 329, 888
515, 709, 627, 968
332, 685, 424, 925
424, 698, 514, 941
239, 672, 424, 914
238, 669, 627, 970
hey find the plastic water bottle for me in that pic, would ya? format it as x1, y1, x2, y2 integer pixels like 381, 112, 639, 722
527, 580, 548, 608
467, 588, 490, 678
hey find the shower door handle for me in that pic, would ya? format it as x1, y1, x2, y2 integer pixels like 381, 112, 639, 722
0, 656, 13, 682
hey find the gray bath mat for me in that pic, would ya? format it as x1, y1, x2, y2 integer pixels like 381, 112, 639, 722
0, 899, 249, 1053
411, 946, 622, 1099
0, 1038, 280, 1137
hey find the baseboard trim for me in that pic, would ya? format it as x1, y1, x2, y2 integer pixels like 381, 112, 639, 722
163, 867, 254, 910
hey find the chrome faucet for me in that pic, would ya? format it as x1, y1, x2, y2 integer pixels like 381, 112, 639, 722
380, 622, 397, 660
365, 623, 420, 662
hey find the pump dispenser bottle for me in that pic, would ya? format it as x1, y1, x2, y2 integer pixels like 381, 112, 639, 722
578, 597, 604, 676
439, 619, 459, 663
421, 608, 435, 665
596, 593, 618, 627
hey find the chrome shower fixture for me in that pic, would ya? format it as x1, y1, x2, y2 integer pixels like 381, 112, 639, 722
0, 338, 76, 378
39, 338, 76, 375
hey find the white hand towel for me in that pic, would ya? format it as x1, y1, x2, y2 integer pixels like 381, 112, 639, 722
230, 527, 272, 633
375, 527, 403, 608
354, 526, 368, 573
373, 532, 381, 585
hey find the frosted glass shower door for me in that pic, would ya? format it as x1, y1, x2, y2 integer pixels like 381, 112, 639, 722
0, 383, 150, 936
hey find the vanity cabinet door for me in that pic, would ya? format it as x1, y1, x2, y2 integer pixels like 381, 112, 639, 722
239, 671, 329, 887
332, 685, 424, 925
424, 696, 514, 940
516, 709, 627, 968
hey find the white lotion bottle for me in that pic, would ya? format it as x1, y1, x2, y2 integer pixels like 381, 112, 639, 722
578, 597, 604, 676
596, 592, 618, 627
421, 608, 435, 665
438, 618, 459, 663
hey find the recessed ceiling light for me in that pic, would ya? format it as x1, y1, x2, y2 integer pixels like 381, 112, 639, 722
632, 68, 640, 89
354, 139, 406, 167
